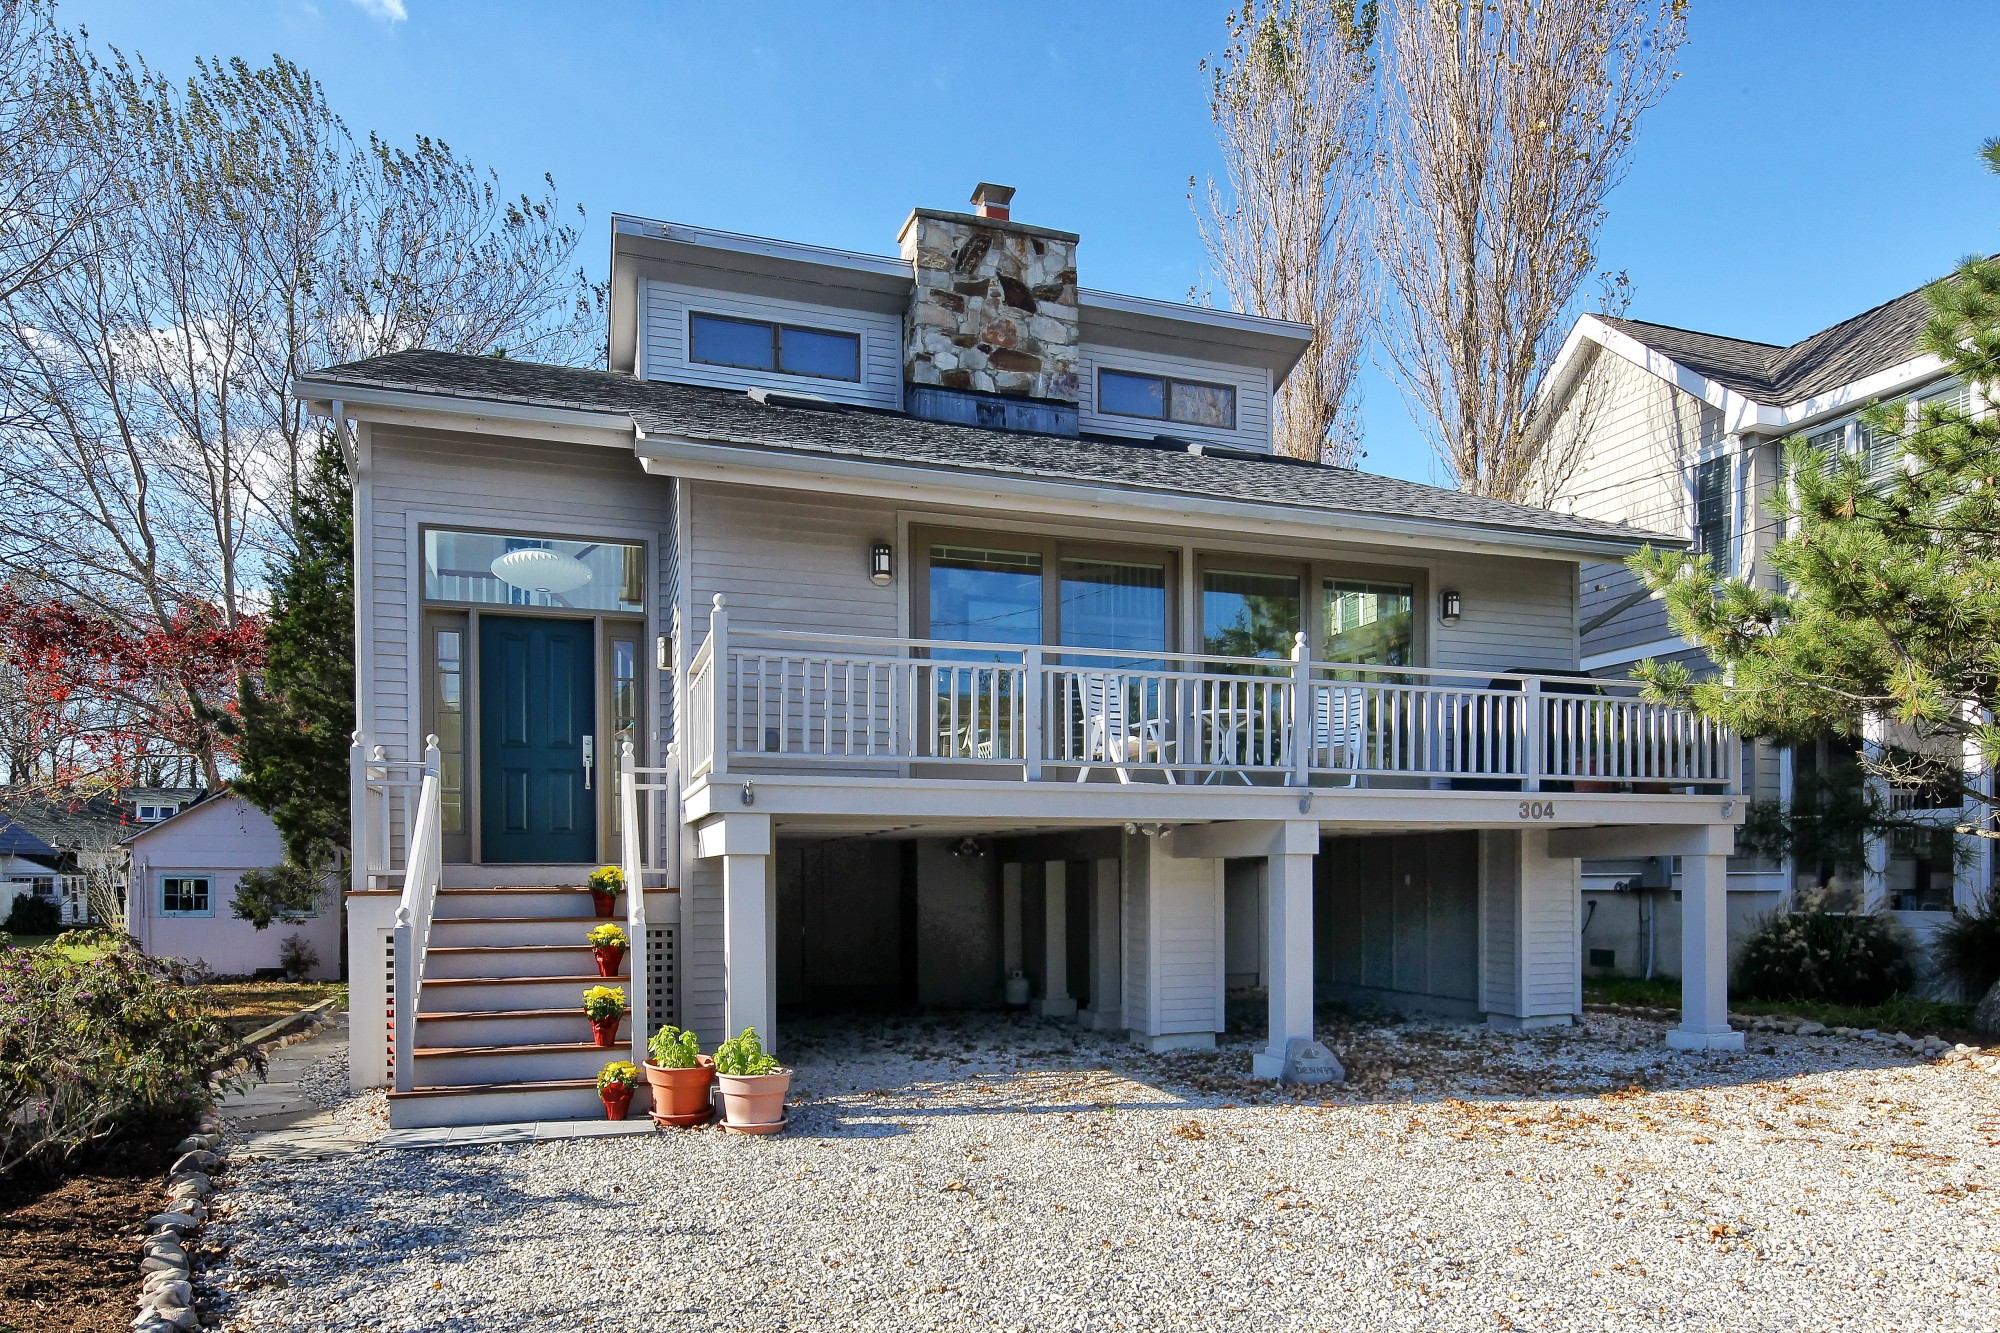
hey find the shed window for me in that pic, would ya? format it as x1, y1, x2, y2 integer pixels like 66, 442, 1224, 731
689, 312, 860, 381
160, 875, 211, 916
1099, 369, 1237, 430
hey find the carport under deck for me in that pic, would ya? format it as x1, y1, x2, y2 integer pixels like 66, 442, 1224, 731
677, 773, 1746, 1074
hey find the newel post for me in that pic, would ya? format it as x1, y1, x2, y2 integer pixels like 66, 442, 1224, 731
391, 905, 415, 1094
1290, 632, 1312, 787
1023, 647, 1044, 781
1522, 677, 1544, 793
709, 593, 730, 779
348, 731, 367, 896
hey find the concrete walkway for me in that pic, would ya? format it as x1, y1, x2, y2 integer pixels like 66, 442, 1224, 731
223, 1011, 386, 1161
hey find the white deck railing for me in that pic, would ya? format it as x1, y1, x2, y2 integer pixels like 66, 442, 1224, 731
681, 596, 1734, 792
620, 738, 682, 1071
384, 735, 441, 1095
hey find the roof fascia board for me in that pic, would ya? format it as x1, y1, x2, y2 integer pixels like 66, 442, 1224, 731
1077, 288, 1313, 380
294, 380, 637, 449
1756, 353, 1948, 435
1554, 314, 1954, 440
633, 430, 1651, 561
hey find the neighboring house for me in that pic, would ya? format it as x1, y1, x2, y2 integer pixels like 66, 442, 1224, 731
300, 183, 1743, 1128
0, 785, 202, 926
123, 792, 340, 980
0, 817, 62, 923
1539, 284, 1994, 982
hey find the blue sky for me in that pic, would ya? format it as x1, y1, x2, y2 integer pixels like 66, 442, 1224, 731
58, 0, 2000, 485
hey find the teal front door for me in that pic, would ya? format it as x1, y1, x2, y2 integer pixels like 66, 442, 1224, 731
479, 615, 596, 863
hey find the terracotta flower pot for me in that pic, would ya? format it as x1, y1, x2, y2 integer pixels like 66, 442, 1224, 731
715, 1068, 791, 1128
589, 888, 616, 918
589, 1016, 621, 1048
601, 1083, 634, 1121
593, 945, 625, 978
644, 1056, 716, 1122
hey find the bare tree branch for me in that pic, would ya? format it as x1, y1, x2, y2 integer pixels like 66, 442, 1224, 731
1195, 0, 1376, 465
1376, 0, 1684, 503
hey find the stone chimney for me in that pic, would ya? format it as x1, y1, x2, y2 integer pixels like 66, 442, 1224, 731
898, 184, 1080, 427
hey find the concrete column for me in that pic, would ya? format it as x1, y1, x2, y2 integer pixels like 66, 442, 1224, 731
1668, 851, 1745, 1051
1252, 845, 1316, 1078
1035, 860, 1077, 1017
1081, 857, 1123, 1030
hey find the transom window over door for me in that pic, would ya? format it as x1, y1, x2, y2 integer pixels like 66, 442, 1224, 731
1202, 568, 1301, 659
424, 530, 644, 612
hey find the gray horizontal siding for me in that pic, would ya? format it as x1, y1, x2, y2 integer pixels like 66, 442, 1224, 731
1079, 342, 1273, 453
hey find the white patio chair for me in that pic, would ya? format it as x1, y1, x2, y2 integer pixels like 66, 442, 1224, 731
1287, 682, 1363, 787
1075, 671, 1176, 784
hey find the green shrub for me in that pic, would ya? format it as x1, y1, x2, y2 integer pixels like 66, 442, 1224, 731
712, 1027, 779, 1077
646, 1025, 701, 1069
1933, 892, 2000, 1001
278, 933, 318, 982
0, 934, 234, 1176
1734, 904, 1913, 1006
3, 894, 59, 936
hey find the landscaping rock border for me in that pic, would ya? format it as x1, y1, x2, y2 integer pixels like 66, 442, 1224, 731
131, 1002, 344, 1331
1589, 1000, 2000, 1069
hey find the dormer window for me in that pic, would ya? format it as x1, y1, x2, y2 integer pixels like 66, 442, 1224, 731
1097, 369, 1236, 430
688, 311, 860, 381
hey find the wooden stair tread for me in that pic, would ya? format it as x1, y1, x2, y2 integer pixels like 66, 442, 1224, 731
429, 915, 620, 925
388, 1076, 598, 1100
437, 886, 599, 894
427, 944, 596, 955
416, 1007, 594, 1022
413, 1041, 621, 1059
422, 973, 625, 987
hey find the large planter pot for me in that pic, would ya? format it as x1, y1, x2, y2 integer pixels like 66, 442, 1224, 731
589, 1016, 621, 1048
644, 1057, 716, 1126
589, 888, 617, 918
715, 1068, 791, 1130
593, 945, 625, 978
601, 1083, 634, 1121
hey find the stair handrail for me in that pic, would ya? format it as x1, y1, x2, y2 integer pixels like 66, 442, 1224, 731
619, 739, 649, 1078
390, 734, 443, 1095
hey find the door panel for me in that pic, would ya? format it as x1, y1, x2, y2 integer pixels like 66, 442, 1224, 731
479, 615, 596, 863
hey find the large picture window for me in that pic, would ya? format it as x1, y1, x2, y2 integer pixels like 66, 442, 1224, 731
1201, 569, 1300, 659
423, 530, 644, 613
1322, 579, 1413, 668
928, 545, 1043, 656
689, 311, 861, 381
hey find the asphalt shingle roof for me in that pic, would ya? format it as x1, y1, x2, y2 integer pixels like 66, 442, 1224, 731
304, 350, 1670, 548
1603, 282, 1938, 406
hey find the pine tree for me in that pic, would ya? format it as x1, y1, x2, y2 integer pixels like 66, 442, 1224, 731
228, 436, 354, 924
1632, 139, 2000, 1028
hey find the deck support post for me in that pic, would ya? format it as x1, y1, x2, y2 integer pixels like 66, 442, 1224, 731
1034, 860, 1077, 1018
1667, 847, 1745, 1052
1252, 824, 1319, 1079
1080, 857, 1123, 1030
699, 813, 774, 1046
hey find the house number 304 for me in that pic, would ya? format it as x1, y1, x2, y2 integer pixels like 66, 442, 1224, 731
1519, 800, 1556, 820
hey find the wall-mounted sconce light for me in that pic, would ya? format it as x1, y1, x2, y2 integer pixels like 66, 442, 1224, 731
870, 540, 894, 586
1438, 589, 1463, 625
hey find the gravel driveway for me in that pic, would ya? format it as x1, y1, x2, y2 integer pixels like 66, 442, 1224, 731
208, 1009, 2000, 1332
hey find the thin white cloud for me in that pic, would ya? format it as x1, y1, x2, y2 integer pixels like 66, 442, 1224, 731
350, 0, 407, 21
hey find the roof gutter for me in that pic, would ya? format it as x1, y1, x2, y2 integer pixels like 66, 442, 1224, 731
293, 378, 640, 449
632, 428, 1663, 561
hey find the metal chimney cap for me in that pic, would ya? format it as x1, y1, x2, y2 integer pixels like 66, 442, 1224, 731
970, 182, 1016, 207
